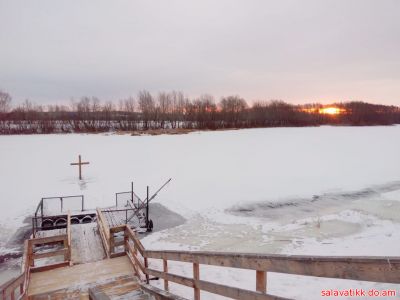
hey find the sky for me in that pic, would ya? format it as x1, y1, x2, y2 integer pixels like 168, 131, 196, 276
0, 0, 399, 105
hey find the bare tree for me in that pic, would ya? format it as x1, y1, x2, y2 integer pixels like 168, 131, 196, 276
138, 90, 155, 130
0, 90, 12, 114
157, 92, 172, 129
219, 95, 248, 127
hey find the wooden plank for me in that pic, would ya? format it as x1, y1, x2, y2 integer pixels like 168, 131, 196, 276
33, 248, 68, 260
145, 269, 287, 300
98, 221, 110, 257
97, 208, 110, 240
256, 271, 267, 293
197, 279, 289, 300
31, 261, 70, 273
146, 268, 194, 288
28, 256, 135, 296
21, 240, 29, 272
139, 283, 188, 300
144, 250, 400, 284
97, 208, 111, 258
125, 226, 145, 256
127, 244, 146, 273
132, 254, 146, 274
28, 240, 34, 267
29, 234, 68, 246
110, 225, 126, 233
89, 287, 111, 300
110, 252, 126, 259
126, 252, 140, 278
193, 263, 200, 300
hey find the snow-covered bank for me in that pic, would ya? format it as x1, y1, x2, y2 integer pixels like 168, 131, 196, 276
1, 126, 400, 296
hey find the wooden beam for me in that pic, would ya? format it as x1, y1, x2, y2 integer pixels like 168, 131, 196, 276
89, 287, 111, 300
30, 261, 70, 273
127, 243, 146, 274
33, 248, 68, 260
146, 268, 194, 288
97, 208, 111, 257
125, 226, 145, 255
145, 268, 287, 300
126, 252, 140, 278
110, 252, 126, 259
29, 234, 68, 246
110, 225, 126, 233
256, 270, 267, 293
197, 279, 287, 300
139, 283, 188, 300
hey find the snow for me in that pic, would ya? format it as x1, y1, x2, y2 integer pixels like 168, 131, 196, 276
1, 126, 400, 298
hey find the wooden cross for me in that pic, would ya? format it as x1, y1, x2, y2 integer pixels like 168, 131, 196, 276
70, 155, 89, 180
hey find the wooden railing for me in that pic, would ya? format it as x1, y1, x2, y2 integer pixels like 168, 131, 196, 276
27, 211, 72, 271
143, 251, 400, 300
97, 211, 400, 300
0, 273, 25, 300
0, 213, 72, 300
124, 226, 149, 283
97, 208, 111, 258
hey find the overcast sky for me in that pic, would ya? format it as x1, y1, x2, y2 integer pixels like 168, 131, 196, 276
0, 0, 399, 105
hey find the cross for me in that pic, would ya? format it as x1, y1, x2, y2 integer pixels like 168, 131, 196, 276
70, 155, 90, 180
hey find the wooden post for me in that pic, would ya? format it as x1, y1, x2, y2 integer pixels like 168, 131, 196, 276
193, 262, 200, 300
78, 155, 82, 179
131, 181, 134, 206
146, 186, 149, 230
63, 236, 69, 262
110, 234, 114, 255
27, 241, 34, 267
32, 218, 35, 238
256, 270, 267, 293
67, 212, 72, 263
163, 259, 169, 291
144, 257, 149, 284
124, 230, 129, 253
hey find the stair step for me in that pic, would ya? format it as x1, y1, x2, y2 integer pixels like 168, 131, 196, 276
111, 290, 154, 300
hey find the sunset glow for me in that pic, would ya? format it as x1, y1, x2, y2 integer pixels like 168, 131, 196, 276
319, 107, 343, 115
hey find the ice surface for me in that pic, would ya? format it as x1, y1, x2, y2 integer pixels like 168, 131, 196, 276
1, 126, 400, 297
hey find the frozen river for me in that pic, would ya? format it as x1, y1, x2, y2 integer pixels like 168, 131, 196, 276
1, 126, 400, 298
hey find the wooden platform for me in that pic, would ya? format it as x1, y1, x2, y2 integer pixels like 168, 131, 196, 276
28, 256, 138, 298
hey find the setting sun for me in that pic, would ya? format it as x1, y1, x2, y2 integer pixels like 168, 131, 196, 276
319, 107, 343, 115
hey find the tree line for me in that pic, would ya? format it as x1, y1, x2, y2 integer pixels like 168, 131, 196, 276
0, 89, 399, 134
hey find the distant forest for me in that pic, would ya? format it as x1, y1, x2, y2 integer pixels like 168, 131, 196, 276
0, 90, 399, 135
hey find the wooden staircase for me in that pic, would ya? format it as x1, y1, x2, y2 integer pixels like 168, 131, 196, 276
26, 256, 148, 299
2, 207, 400, 300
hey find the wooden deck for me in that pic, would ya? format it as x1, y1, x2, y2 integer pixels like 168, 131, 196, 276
28, 256, 138, 298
